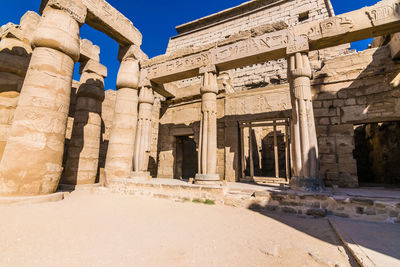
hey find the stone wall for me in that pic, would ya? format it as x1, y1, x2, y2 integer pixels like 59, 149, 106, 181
312, 46, 400, 187
167, 0, 333, 52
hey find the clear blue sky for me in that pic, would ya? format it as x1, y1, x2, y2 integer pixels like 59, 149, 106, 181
0, 0, 379, 90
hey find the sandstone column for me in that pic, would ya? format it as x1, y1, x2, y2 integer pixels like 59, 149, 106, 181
132, 80, 154, 179
287, 47, 323, 191
0, 12, 40, 161
104, 46, 140, 182
195, 65, 220, 184
0, 2, 87, 196
62, 59, 107, 185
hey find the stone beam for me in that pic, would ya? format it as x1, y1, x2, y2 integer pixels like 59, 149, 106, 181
40, 0, 142, 46
82, 0, 142, 46
144, 0, 400, 85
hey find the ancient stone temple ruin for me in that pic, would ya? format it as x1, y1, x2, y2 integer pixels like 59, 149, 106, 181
0, 0, 400, 204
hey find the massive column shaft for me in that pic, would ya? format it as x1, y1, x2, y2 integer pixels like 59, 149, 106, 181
0, 12, 40, 161
287, 51, 322, 191
105, 46, 140, 181
132, 81, 154, 179
195, 66, 220, 184
62, 60, 106, 185
0, 3, 86, 196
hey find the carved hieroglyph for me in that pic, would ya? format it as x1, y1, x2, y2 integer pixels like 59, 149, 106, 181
105, 46, 140, 181
0, 3, 86, 196
144, 0, 400, 87
288, 52, 319, 179
63, 59, 106, 185
133, 83, 154, 174
195, 66, 220, 183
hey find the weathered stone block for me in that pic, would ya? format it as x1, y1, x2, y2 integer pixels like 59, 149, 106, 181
306, 208, 327, 217
40, 0, 87, 24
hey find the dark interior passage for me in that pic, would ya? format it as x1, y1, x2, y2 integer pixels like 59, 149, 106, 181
175, 136, 198, 179
354, 122, 400, 186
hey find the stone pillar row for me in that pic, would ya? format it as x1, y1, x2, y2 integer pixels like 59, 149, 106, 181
0, 2, 87, 196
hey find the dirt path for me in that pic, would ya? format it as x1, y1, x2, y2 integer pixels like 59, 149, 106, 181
0, 190, 355, 267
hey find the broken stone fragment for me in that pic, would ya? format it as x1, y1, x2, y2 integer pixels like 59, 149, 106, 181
80, 39, 100, 62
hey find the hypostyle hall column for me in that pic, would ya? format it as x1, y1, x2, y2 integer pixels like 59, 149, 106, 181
132, 80, 154, 179
287, 37, 323, 191
0, 1, 87, 196
62, 59, 107, 185
195, 65, 220, 184
105, 45, 140, 182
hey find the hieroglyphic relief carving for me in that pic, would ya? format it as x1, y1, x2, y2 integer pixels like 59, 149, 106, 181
147, 52, 210, 80
319, 17, 354, 38
212, 31, 288, 63
366, 1, 400, 26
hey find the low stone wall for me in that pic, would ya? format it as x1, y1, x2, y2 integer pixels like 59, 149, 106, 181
108, 179, 400, 223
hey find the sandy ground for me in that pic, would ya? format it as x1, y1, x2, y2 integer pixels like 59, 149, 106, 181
0, 190, 356, 267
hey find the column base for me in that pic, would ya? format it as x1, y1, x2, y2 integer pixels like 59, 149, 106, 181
0, 192, 64, 206
194, 174, 221, 185
289, 177, 325, 192
131, 171, 152, 180
58, 183, 101, 191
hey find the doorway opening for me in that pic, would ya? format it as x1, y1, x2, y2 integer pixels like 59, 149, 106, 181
353, 121, 400, 187
239, 118, 291, 184
174, 136, 198, 179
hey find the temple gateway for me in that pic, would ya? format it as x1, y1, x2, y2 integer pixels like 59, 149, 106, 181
0, 0, 400, 199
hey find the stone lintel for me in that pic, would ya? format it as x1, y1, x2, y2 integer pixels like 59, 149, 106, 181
82, 0, 142, 46
80, 39, 100, 62
390, 32, 400, 59
153, 83, 175, 99
118, 44, 148, 62
79, 59, 107, 77
40, 0, 87, 24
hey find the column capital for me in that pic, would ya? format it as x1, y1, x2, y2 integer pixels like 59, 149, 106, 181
116, 58, 139, 90
200, 71, 218, 94
199, 64, 217, 75
138, 85, 154, 105
287, 52, 312, 79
